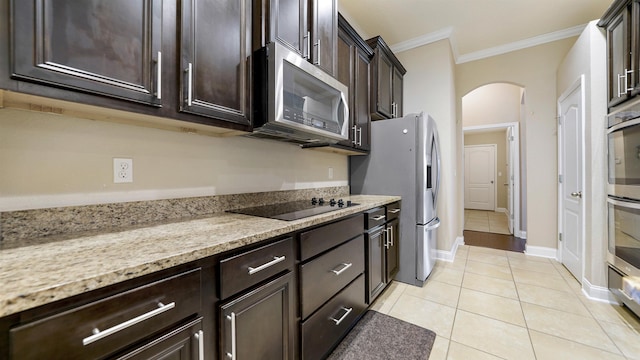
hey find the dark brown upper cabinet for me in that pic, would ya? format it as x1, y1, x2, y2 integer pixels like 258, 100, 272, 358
8, 0, 251, 131
254, 0, 337, 77
11, 0, 163, 106
336, 14, 372, 152
366, 36, 406, 120
599, 0, 640, 110
179, 0, 252, 126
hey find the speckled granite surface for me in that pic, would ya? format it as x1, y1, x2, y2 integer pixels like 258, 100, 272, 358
0, 186, 349, 247
0, 194, 400, 317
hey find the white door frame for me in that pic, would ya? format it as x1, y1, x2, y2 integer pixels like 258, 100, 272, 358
557, 75, 586, 279
463, 122, 522, 238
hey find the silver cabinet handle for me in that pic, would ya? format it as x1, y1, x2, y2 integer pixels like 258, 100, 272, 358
186, 63, 193, 106
389, 208, 401, 214
626, 69, 634, 93
570, 191, 583, 198
372, 215, 386, 221
226, 313, 237, 360
384, 228, 390, 249
304, 31, 311, 59
156, 51, 162, 99
352, 125, 358, 145
247, 256, 286, 275
331, 262, 353, 275
389, 226, 394, 247
313, 39, 321, 65
357, 127, 362, 146
330, 307, 353, 325
82, 302, 175, 346
618, 72, 623, 98
194, 330, 204, 360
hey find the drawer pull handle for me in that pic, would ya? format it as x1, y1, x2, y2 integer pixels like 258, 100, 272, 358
82, 302, 176, 346
331, 262, 353, 276
195, 330, 205, 360
389, 208, 401, 214
330, 307, 353, 325
248, 256, 286, 275
372, 215, 386, 221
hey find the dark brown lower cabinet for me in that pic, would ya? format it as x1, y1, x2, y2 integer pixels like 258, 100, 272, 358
366, 225, 386, 304
386, 217, 400, 280
301, 275, 366, 360
116, 318, 203, 360
219, 272, 295, 360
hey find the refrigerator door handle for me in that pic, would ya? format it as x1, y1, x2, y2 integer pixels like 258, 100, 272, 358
425, 217, 441, 231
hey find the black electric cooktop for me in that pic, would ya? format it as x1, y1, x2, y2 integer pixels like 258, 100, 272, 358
228, 198, 358, 221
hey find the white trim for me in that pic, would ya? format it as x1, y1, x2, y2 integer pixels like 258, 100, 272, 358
390, 27, 454, 54
389, 23, 586, 65
582, 278, 619, 304
496, 207, 507, 213
436, 236, 464, 262
516, 230, 527, 239
524, 245, 557, 259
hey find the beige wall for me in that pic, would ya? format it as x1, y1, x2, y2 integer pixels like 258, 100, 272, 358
0, 108, 348, 211
464, 131, 508, 210
397, 39, 460, 253
463, 83, 523, 126
457, 37, 577, 251
556, 21, 607, 288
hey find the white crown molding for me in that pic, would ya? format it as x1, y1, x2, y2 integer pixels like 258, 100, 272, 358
390, 24, 586, 64
390, 26, 454, 54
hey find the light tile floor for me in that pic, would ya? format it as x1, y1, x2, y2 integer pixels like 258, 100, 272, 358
370, 245, 640, 359
464, 209, 511, 235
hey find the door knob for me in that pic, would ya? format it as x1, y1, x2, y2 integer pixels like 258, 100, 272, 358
570, 191, 582, 198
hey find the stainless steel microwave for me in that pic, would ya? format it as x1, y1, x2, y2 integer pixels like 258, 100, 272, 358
607, 97, 640, 199
250, 42, 349, 144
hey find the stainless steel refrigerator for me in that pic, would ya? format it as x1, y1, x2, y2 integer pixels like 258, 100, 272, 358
350, 112, 441, 287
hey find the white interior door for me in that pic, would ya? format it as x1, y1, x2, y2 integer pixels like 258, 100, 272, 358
559, 79, 584, 281
464, 145, 496, 211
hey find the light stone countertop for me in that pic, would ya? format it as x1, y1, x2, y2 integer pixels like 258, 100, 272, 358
0, 195, 400, 317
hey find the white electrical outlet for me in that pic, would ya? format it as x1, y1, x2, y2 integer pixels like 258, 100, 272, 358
113, 158, 133, 183
328, 167, 334, 179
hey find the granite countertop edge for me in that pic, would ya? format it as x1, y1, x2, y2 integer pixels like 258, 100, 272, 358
0, 195, 400, 317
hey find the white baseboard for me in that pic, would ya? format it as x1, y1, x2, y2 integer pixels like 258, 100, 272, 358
436, 236, 464, 262
582, 277, 619, 304
496, 207, 507, 213
524, 245, 557, 259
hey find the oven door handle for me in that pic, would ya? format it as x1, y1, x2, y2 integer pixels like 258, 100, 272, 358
607, 197, 640, 210
608, 116, 640, 134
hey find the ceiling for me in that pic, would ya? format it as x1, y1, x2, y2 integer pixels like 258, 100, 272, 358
338, 0, 613, 63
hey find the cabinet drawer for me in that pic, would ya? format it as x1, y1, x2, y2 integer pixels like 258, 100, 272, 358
10, 268, 201, 360
220, 237, 294, 299
300, 235, 364, 319
301, 275, 366, 360
364, 207, 386, 229
300, 214, 364, 261
386, 201, 401, 221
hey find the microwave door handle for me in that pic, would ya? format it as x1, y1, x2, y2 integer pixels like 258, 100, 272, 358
608, 117, 640, 133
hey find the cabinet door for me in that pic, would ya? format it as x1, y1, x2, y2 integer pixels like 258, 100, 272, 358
374, 49, 394, 119
392, 67, 404, 118
386, 218, 400, 281
354, 47, 371, 150
606, 5, 632, 108
220, 273, 295, 360
11, 0, 162, 105
366, 226, 386, 304
309, 0, 337, 76
117, 319, 203, 360
264, 0, 307, 56
180, 0, 251, 126
336, 27, 356, 148
632, 0, 640, 96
